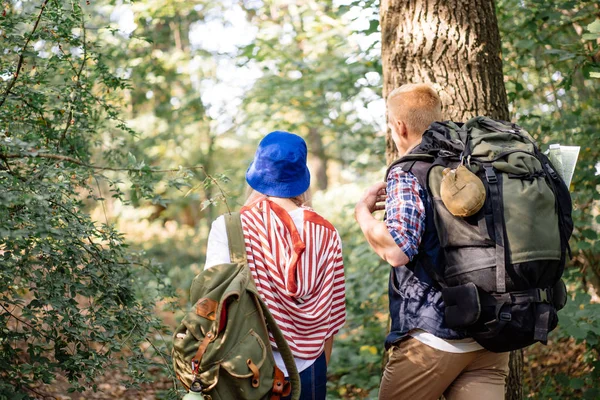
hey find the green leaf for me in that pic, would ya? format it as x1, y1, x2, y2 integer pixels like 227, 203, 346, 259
578, 241, 592, 250
582, 33, 600, 41
515, 39, 536, 49
587, 19, 600, 34
570, 378, 585, 390
566, 324, 589, 340
367, 19, 379, 34
581, 229, 598, 240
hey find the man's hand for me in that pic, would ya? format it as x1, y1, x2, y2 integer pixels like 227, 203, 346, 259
355, 181, 387, 218
355, 181, 409, 267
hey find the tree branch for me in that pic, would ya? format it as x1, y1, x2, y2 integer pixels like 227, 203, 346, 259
22, 385, 58, 400
58, 17, 88, 149
0, 303, 52, 341
0, 153, 12, 172
0, 0, 50, 109
5, 152, 231, 211
3, 152, 203, 172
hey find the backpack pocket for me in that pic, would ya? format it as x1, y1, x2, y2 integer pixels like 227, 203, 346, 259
213, 329, 276, 400
443, 246, 496, 291
220, 330, 270, 379
469, 288, 560, 353
431, 197, 493, 247
442, 282, 481, 328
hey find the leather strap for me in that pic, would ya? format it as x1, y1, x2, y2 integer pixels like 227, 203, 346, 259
510, 288, 552, 305
270, 366, 291, 399
191, 331, 214, 372
247, 359, 260, 388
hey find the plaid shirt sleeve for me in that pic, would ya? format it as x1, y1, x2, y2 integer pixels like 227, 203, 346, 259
385, 165, 426, 263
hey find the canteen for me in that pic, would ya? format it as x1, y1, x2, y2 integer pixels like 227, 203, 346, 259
440, 164, 486, 217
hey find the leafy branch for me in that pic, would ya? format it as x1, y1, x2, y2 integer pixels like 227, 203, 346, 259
3, 152, 231, 211
58, 19, 88, 149
0, 0, 50, 109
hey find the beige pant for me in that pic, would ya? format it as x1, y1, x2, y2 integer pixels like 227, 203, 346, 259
379, 337, 510, 400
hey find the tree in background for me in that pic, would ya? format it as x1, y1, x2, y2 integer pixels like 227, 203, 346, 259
84, 1, 261, 302
379, 0, 521, 397
380, 0, 508, 161
239, 0, 383, 190
0, 1, 188, 397
498, 0, 600, 397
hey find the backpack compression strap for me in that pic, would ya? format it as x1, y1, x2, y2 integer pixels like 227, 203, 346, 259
224, 212, 301, 400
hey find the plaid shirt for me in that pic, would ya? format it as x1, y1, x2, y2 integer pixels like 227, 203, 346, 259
385, 165, 426, 263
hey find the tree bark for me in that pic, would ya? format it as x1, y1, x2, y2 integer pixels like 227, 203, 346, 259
381, 0, 509, 162
380, 1, 522, 399
506, 349, 524, 400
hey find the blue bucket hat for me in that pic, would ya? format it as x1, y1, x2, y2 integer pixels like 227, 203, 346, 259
246, 131, 311, 198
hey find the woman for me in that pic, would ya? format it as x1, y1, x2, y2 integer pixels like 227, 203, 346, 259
203, 131, 346, 400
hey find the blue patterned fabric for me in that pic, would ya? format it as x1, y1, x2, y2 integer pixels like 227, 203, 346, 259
385, 165, 466, 349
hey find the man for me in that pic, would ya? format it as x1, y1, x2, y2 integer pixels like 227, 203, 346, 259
355, 83, 509, 400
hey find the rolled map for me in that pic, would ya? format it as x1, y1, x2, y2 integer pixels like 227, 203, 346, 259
559, 145, 580, 189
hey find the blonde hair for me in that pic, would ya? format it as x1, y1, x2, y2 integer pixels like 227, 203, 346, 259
387, 83, 442, 135
244, 187, 312, 208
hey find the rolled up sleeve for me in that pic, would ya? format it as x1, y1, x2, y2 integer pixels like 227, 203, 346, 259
385, 166, 426, 262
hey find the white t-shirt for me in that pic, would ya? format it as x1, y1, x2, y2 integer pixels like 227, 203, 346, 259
204, 209, 315, 376
409, 329, 483, 353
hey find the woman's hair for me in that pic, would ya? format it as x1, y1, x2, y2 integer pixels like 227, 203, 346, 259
244, 186, 312, 208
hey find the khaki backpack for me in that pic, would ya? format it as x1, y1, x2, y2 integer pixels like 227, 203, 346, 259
172, 212, 301, 400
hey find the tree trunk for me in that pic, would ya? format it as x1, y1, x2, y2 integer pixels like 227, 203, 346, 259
381, 0, 509, 162
308, 127, 329, 191
506, 349, 523, 400
380, 1, 522, 398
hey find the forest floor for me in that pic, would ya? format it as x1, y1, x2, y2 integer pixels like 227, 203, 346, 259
37, 336, 589, 399
40, 366, 173, 399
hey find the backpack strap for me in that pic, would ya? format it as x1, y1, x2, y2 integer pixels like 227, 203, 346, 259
482, 164, 507, 293
224, 212, 247, 265
385, 154, 434, 181
261, 299, 300, 400
224, 212, 301, 400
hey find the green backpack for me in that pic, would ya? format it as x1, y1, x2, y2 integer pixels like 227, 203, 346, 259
387, 116, 573, 352
172, 212, 301, 400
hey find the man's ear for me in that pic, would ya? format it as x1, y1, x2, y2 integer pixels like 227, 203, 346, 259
397, 120, 408, 138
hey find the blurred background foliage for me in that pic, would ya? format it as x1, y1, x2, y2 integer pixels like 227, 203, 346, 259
0, 0, 598, 399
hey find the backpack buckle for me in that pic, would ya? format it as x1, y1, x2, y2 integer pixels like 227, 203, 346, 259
537, 288, 550, 303
484, 166, 497, 184
545, 163, 559, 180
499, 312, 512, 321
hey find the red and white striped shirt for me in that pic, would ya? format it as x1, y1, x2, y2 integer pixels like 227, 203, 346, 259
240, 199, 346, 359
